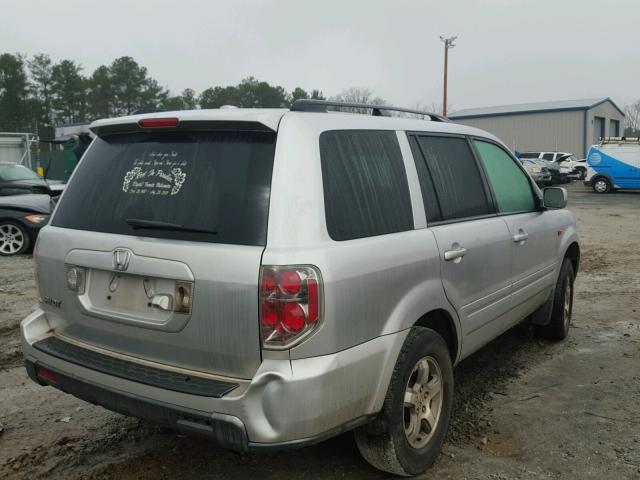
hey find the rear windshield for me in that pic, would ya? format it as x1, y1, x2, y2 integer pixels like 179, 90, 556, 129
53, 130, 276, 246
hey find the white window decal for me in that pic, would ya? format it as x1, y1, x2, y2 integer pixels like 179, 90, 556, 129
122, 151, 187, 196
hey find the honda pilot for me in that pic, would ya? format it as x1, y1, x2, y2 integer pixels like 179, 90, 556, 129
21, 100, 580, 476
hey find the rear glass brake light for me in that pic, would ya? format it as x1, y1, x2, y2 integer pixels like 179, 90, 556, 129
260, 265, 323, 349
138, 118, 179, 128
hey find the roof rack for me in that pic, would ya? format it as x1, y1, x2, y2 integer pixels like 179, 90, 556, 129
599, 136, 640, 144
290, 99, 450, 122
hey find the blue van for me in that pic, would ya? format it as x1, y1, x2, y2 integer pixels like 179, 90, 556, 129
585, 138, 640, 193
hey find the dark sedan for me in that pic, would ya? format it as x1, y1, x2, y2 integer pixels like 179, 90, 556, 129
0, 162, 65, 197
0, 194, 54, 256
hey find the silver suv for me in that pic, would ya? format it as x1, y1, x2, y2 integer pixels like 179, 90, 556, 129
21, 101, 580, 476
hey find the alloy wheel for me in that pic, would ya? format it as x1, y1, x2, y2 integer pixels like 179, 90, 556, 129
403, 356, 443, 449
0, 224, 25, 255
563, 280, 573, 329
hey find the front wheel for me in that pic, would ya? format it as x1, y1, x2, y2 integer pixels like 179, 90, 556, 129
354, 328, 453, 476
592, 177, 611, 193
536, 259, 575, 340
0, 221, 31, 256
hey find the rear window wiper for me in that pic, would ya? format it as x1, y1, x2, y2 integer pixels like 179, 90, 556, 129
125, 218, 217, 235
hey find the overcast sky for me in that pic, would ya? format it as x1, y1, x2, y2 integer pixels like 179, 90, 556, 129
2, 0, 639, 112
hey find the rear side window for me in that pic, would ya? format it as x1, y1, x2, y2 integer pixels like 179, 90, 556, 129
319, 130, 413, 241
518, 152, 539, 159
53, 130, 276, 246
542, 153, 554, 160
412, 135, 491, 221
473, 140, 535, 214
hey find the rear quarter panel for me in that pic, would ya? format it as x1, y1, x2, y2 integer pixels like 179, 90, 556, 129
264, 114, 460, 361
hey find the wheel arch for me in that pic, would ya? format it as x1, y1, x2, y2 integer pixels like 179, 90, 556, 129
413, 309, 460, 364
590, 173, 614, 190
564, 241, 580, 275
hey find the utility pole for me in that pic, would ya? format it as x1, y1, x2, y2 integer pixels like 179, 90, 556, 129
439, 36, 457, 117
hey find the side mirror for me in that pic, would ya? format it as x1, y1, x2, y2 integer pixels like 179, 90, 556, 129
543, 187, 568, 209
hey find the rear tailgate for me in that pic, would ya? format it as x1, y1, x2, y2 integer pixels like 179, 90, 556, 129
38, 119, 278, 379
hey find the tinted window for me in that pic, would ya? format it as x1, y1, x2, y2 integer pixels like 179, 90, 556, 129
319, 130, 413, 240
53, 130, 276, 246
518, 152, 539, 159
474, 140, 535, 214
409, 137, 442, 222
413, 135, 491, 221
542, 153, 554, 160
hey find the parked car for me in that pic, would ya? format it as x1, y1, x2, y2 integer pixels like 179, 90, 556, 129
521, 159, 552, 186
534, 158, 570, 184
0, 162, 65, 197
519, 151, 581, 180
21, 102, 580, 476
585, 137, 640, 192
0, 194, 53, 255
555, 154, 586, 179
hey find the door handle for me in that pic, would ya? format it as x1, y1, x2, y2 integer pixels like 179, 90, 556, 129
513, 231, 529, 243
444, 246, 467, 262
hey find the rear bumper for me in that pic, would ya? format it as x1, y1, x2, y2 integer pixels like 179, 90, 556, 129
21, 308, 407, 451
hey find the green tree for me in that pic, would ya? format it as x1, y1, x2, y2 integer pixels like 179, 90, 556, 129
290, 87, 309, 103
199, 85, 241, 108
87, 65, 114, 119
0, 53, 29, 131
181, 88, 198, 109
288, 87, 325, 106
51, 59, 87, 124
27, 53, 54, 126
237, 77, 288, 108
140, 77, 168, 111
110, 56, 152, 115
161, 88, 198, 111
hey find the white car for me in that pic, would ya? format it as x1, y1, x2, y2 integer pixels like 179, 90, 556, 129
519, 152, 586, 179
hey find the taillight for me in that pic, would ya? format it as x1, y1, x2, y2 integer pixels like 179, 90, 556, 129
138, 118, 179, 128
260, 265, 322, 349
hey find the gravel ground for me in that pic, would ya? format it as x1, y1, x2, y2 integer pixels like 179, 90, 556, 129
1, 182, 639, 479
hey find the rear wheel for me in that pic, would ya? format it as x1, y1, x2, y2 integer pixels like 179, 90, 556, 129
536, 259, 575, 340
0, 221, 30, 256
354, 328, 453, 476
592, 177, 611, 193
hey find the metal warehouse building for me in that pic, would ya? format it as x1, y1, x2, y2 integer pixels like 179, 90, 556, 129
449, 98, 625, 158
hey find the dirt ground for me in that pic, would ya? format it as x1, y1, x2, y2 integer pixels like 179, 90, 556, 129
1, 182, 639, 479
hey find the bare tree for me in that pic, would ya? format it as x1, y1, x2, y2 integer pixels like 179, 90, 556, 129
330, 87, 386, 113
624, 101, 640, 136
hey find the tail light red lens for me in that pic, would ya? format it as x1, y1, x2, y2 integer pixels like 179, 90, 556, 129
260, 265, 322, 349
306, 278, 319, 323
280, 270, 302, 295
138, 118, 179, 128
282, 303, 306, 333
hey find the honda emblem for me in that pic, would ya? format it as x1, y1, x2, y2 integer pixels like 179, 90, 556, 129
113, 248, 132, 272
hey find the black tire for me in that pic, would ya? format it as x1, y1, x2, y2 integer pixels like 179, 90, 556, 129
592, 176, 611, 193
354, 328, 454, 476
536, 259, 575, 340
0, 220, 31, 256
